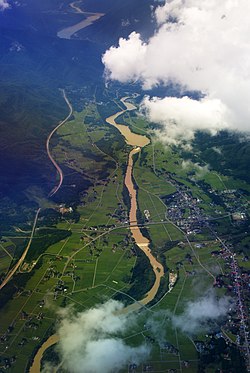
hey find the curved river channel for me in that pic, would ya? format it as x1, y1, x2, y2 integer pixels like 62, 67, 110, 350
57, 1, 104, 39
30, 98, 164, 372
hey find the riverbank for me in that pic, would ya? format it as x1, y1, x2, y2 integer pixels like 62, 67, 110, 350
30, 97, 164, 372
57, 0, 104, 39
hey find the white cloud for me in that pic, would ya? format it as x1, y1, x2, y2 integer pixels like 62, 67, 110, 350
103, 0, 250, 142
172, 290, 232, 334
0, 0, 10, 10
103, 32, 147, 84
41, 362, 57, 373
53, 300, 150, 373
141, 95, 229, 143
181, 159, 210, 177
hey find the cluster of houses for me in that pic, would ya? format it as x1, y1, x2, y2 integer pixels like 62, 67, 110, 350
108, 202, 128, 224
211, 244, 249, 366
163, 172, 248, 236
165, 190, 206, 235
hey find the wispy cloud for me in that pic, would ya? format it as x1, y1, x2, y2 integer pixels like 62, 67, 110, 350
181, 160, 210, 178
172, 290, 232, 334
50, 300, 150, 373
103, 0, 250, 143
0, 0, 10, 11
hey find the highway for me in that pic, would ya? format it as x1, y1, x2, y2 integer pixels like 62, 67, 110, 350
46, 89, 73, 197
0, 208, 41, 290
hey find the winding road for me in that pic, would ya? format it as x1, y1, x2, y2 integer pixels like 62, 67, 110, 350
46, 90, 73, 197
30, 97, 165, 372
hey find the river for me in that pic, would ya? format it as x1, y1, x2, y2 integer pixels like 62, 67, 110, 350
106, 97, 150, 148
29, 335, 59, 373
57, 1, 104, 39
114, 99, 164, 312
30, 97, 164, 372
57, 13, 104, 39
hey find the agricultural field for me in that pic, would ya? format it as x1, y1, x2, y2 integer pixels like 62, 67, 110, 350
0, 94, 249, 373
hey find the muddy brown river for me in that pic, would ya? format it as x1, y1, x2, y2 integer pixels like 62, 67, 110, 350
57, 1, 104, 39
30, 98, 164, 372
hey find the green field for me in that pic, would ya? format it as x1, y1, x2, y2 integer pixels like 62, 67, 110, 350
0, 96, 248, 373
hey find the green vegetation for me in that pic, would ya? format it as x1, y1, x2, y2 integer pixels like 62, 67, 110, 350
192, 131, 250, 184
26, 229, 72, 262
116, 244, 155, 304
0, 93, 248, 373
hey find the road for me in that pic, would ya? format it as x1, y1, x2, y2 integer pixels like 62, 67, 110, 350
0, 208, 41, 290
30, 97, 164, 372
46, 90, 73, 197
